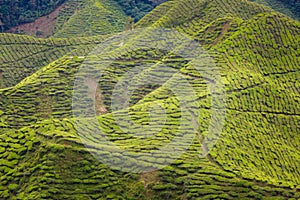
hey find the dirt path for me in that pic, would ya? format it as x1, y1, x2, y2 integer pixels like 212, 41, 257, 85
85, 77, 107, 115
212, 21, 231, 46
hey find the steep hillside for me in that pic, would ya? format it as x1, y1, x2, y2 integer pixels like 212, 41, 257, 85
3, 0, 127, 38
2, 0, 298, 38
0, 0, 299, 199
0, 33, 107, 88
53, 0, 126, 37
2, 0, 165, 38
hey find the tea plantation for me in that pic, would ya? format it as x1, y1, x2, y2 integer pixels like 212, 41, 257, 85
0, 0, 299, 199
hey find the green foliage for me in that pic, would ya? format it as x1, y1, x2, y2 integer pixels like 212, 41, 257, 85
0, 0, 299, 199
8, 184, 18, 191
251, 0, 300, 21
53, 0, 127, 38
0, 33, 107, 88
114, 0, 158, 22
1, 0, 129, 38
0, 0, 66, 30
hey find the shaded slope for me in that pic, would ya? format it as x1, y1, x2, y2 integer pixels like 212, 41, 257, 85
6, 4, 64, 38
251, 0, 300, 21
0, 0, 66, 31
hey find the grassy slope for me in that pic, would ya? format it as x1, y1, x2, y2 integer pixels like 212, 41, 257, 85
0, 33, 107, 88
5, 0, 127, 38
0, 0, 299, 199
53, 0, 126, 38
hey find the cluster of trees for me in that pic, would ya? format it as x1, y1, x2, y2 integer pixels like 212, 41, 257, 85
278, 0, 300, 16
114, 0, 165, 21
278, 0, 298, 4
251, 0, 300, 20
0, 0, 66, 30
271, 0, 300, 15
0, 0, 167, 31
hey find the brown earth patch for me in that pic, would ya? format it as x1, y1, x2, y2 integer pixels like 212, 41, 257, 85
212, 21, 231, 46
140, 170, 160, 197
0, 72, 3, 88
6, 4, 64, 38
37, 94, 54, 119
140, 170, 160, 188
85, 77, 107, 115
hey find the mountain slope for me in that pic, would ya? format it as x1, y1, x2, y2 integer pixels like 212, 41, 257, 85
0, 33, 107, 88
0, 0, 299, 199
53, 0, 126, 37
3, 0, 127, 38
2, 0, 165, 38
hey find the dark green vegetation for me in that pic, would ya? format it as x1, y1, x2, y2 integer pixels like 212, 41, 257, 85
0, 0, 65, 29
0, 0, 163, 37
114, 0, 163, 22
251, 0, 300, 20
3, 0, 128, 38
1, 0, 298, 37
0, 0, 299, 199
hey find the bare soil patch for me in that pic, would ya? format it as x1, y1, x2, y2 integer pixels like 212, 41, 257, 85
6, 5, 64, 38
212, 21, 231, 46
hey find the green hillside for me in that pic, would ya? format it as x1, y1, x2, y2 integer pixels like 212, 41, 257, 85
53, 0, 126, 37
2, 0, 164, 38
0, 0, 299, 199
2, 0, 298, 38
3, 0, 127, 38
0, 33, 107, 88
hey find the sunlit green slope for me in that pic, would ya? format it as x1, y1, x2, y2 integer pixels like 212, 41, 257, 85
0, 0, 299, 199
53, 0, 126, 37
2, 0, 127, 38
0, 33, 107, 88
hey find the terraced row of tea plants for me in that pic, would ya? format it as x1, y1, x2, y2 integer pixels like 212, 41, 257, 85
2, 0, 127, 38
0, 0, 299, 199
0, 33, 108, 88
0, 119, 299, 199
53, 0, 127, 38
